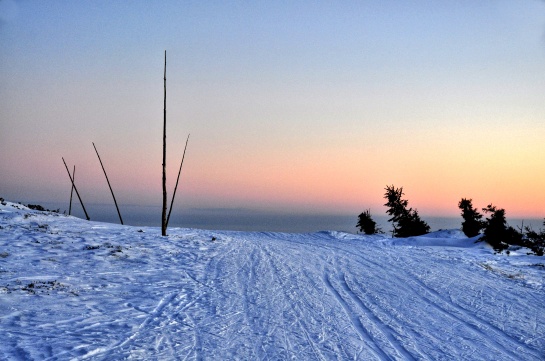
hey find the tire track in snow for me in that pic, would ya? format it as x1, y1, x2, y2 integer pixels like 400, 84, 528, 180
202, 238, 277, 359
185, 314, 203, 361
326, 241, 542, 360
300, 268, 367, 360
261, 244, 329, 361
264, 239, 387, 360
264, 237, 417, 360
258, 246, 297, 360
90, 291, 180, 360
358, 249, 542, 360
154, 333, 180, 361
238, 247, 266, 359
402, 270, 541, 360
323, 271, 389, 361
78, 247, 220, 361
284, 236, 541, 359
250, 241, 312, 360
340, 270, 439, 359
338, 272, 416, 361
278, 234, 444, 358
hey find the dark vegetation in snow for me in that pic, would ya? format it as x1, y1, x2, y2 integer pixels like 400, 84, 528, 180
458, 198, 484, 237
5, 195, 544, 256
1, 279, 77, 296
456, 198, 545, 256
356, 209, 381, 235
26, 204, 59, 213
383, 185, 430, 237
480, 205, 545, 256
356, 190, 544, 256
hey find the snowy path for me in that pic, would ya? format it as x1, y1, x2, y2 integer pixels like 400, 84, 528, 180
1, 203, 544, 360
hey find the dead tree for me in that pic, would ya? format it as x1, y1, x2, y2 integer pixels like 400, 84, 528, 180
162, 50, 168, 236
166, 134, 190, 228
93, 142, 124, 225
62, 157, 90, 220
69, 165, 75, 215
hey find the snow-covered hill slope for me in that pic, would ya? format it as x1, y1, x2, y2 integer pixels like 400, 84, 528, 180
1, 201, 544, 360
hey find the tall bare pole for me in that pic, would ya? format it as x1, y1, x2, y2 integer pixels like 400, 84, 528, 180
62, 157, 90, 220
69, 165, 75, 215
166, 133, 190, 228
92, 142, 124, 225
162, 50, 168, 236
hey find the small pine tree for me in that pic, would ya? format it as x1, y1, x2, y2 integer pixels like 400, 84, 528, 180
524, 218, 545, 256
383, 185, 430, 237
357, 209, 381, 235
481, 204, 523, 252
458, 198, 484, 237
396, 208, 430, 238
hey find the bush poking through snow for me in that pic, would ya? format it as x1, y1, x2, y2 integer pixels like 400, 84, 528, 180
481, 205, 524, 253
356, 209, 381, 235
26, 204, 46, 211
458, 198, 484, 237
25, 203, 60, 213
524, 220, 545, 256
2, 280, 74, 296
458, 200, 543, 256
384, 185, 430, 237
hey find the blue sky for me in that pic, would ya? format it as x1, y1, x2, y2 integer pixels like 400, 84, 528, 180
1, 0, 545, 218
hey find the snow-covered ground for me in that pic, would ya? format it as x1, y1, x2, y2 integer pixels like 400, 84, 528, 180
1, 201, 543, 360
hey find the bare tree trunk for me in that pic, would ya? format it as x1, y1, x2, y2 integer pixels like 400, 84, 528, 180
62, 157, 90, 220
162, 50, 168, 236
166, 133, 190, 228
69, 165, 75, 215
93, 142, 124, 225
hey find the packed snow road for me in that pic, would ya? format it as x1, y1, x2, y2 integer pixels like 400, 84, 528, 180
1, 202, 544, 360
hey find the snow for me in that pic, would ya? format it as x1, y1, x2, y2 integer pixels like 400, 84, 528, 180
1, 201, 544, 360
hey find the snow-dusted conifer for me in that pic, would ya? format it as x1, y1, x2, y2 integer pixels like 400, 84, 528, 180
458, 198, 484, 237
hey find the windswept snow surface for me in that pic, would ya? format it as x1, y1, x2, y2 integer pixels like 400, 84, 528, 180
1, 201, 544, 360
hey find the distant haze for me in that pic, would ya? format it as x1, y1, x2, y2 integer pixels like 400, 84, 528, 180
26, 202, 545, 235
1, 1, 545, 221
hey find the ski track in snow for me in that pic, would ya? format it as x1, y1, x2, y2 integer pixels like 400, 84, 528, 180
0, 202, 544, 360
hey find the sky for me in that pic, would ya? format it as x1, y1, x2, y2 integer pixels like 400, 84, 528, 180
1, 0, 545, 219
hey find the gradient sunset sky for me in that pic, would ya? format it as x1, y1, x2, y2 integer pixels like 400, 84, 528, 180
1, 0, 545, 218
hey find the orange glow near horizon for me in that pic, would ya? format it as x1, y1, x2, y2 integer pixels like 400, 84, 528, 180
3, 116, 543, 220
2, 1, 545, 223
